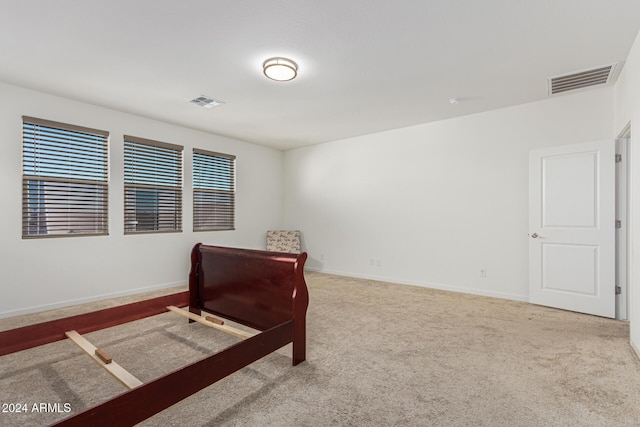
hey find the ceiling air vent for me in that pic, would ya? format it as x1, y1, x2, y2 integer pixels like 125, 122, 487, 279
189, 95, 225, 109
548, 63, 617, 95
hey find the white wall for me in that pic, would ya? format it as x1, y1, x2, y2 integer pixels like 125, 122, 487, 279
284, 88, 613, 301
614, 30, 640, 357
0, 82, 283, 318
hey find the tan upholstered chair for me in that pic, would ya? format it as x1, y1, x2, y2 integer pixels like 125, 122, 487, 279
266, 230, 301, 253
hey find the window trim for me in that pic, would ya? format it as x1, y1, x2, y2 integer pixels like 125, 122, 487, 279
23, 116, 110, 139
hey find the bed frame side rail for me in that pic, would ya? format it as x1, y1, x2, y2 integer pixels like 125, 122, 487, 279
51, 320, 295, 427
0, 292, 189, 357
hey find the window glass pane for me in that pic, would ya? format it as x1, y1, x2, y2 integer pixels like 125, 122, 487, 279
124, 137, 183, 234
193, 150, 235, 231
22, 118, 108, 238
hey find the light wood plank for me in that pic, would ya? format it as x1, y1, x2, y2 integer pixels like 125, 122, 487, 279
166, 306, 254, 340
65, 330, 143, 389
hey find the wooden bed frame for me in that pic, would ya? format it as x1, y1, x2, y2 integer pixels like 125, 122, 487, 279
0, 244, 309, 426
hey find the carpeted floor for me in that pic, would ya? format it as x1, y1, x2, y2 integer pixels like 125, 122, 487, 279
1, 272, 639, 426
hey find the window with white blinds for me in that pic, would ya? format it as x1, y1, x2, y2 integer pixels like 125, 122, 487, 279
22, 116, 109, 238
124, 136, 183, 234
193, 149, 235, 231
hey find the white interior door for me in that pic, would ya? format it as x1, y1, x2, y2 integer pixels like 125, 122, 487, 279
529, 140, 615, 318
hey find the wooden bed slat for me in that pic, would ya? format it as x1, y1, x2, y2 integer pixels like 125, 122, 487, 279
65, 330, 143, 389
166, 306, 254, 339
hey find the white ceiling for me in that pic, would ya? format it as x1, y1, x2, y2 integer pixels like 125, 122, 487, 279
1, 1, 639, 150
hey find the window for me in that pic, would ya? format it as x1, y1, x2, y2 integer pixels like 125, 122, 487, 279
124, 136, 183, 234
193, 149, 235, 231
22, 116, 108, 238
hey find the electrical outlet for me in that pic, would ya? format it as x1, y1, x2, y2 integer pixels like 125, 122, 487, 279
376, 259, 382, 267
320, 253, 324, 261
480, 268, 486, 278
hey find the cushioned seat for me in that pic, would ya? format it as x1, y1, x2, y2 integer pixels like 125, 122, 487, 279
266, 230, 301, 253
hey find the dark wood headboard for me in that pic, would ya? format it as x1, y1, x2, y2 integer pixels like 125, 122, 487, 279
188, 243, 309, 364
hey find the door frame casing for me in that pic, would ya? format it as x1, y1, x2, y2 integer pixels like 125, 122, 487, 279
616, 124, 630, 320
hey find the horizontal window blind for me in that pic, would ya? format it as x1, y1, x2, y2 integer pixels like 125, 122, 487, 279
193, 149, 235, 231
22, 116, 108, 238
124, 136, 183, 234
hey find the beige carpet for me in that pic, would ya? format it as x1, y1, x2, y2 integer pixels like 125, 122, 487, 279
1, 272, 639, 426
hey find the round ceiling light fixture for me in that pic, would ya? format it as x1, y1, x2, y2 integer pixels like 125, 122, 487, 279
263, 57, 298, 81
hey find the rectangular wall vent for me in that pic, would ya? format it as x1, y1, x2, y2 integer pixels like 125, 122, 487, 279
190, 95, 225, 109
548, 63, 617, 95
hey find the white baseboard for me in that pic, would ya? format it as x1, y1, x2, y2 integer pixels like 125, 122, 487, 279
305, 267, 528, 303
0, 281, 186, 320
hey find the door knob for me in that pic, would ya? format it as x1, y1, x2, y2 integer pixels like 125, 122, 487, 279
530, 233, 539, 238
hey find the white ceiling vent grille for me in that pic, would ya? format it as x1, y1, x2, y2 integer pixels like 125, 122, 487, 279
548, 63, 617, 95
189, 95, 225, 109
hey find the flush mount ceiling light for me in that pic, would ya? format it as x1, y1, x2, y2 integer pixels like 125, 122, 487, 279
263, 57, 298, 81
